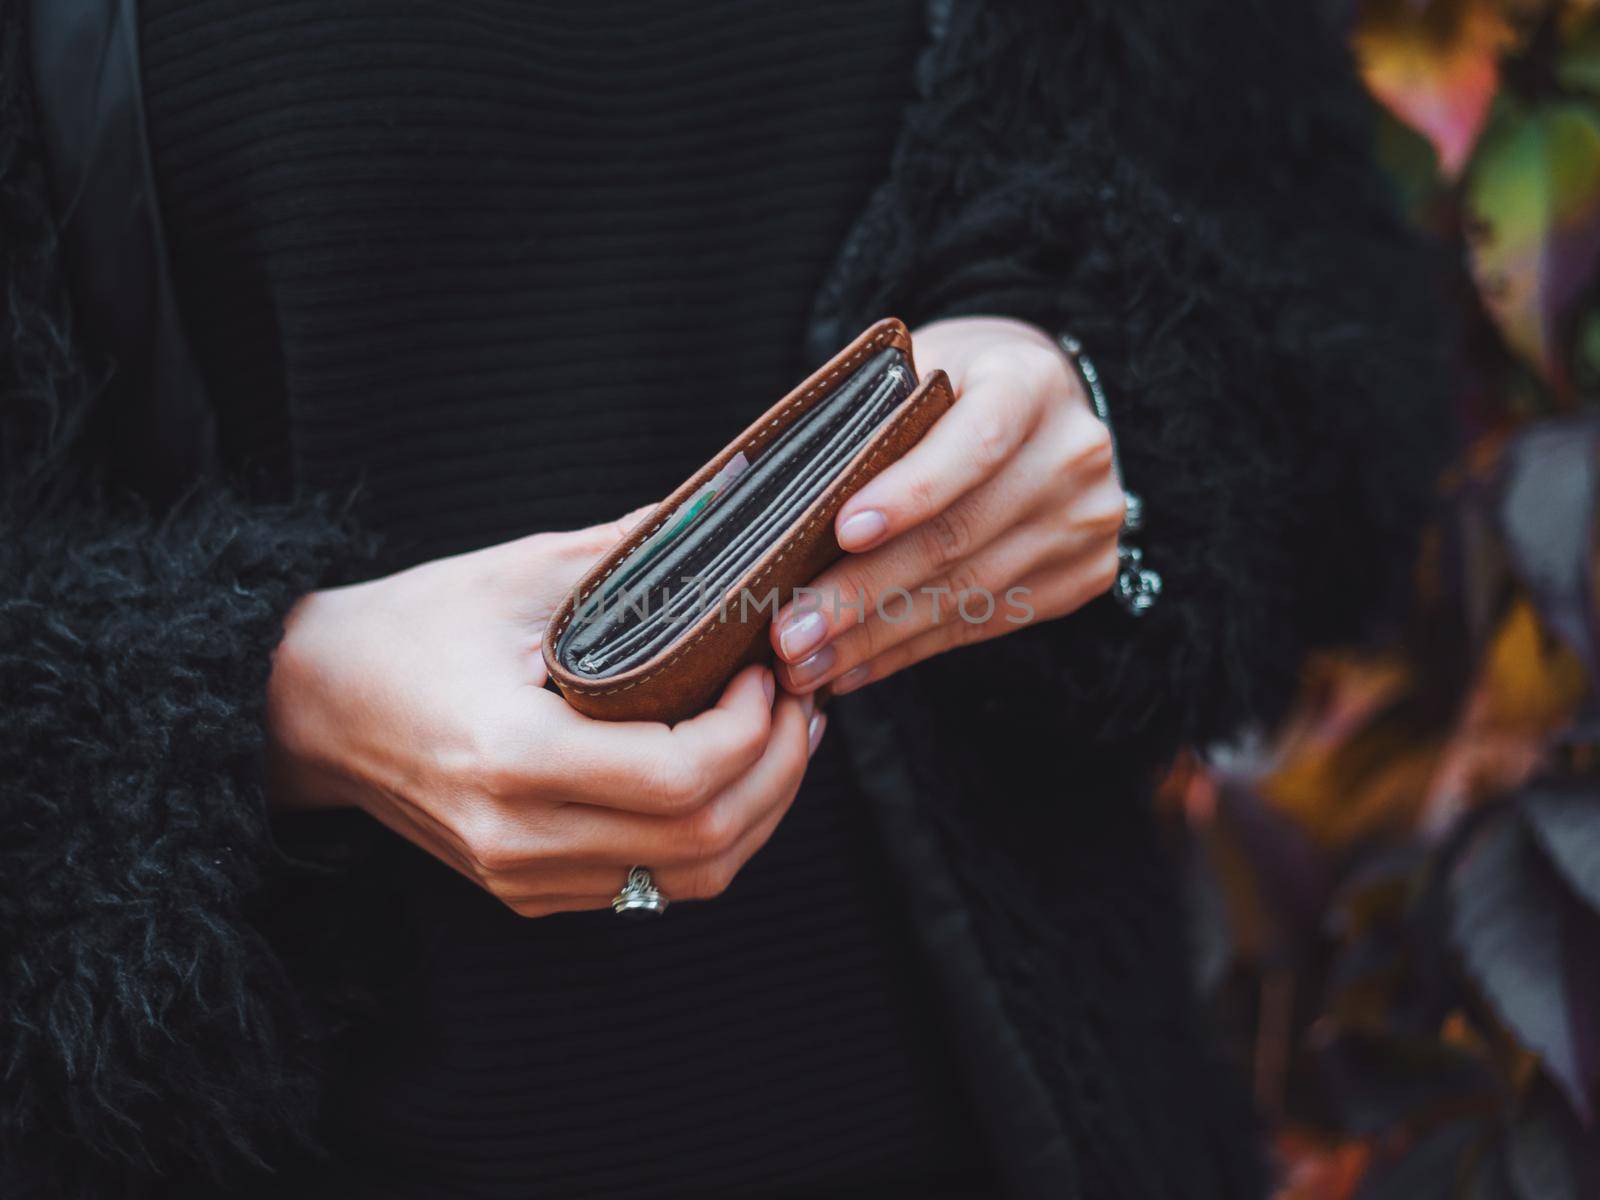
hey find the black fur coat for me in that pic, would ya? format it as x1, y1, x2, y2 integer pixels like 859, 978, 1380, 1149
0, 0, 1448, 1196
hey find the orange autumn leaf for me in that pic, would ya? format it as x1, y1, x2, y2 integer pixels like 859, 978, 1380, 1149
1419, 595, 1588, 831
1258, 656, 1444, 849
1265, 727, 1442, 849
1354, 0, 1515, 177
1463, 594, 1588, 733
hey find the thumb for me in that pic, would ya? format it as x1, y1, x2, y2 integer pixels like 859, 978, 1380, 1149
518, 502, 660, 631
539, 502, 657, 565
502, 502, 657, 591
575, 502, 655, 554
614, 502, 656, 539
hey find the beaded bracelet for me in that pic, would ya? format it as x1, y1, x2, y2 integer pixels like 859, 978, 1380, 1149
1056, 333, 1162, 617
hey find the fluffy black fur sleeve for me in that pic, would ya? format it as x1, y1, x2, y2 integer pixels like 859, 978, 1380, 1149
0, 11, 366, 1194
812, 0, 1452, 753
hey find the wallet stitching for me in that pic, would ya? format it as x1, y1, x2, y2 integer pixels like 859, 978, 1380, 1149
550, 327, 897, 654
560, 375, 948, 697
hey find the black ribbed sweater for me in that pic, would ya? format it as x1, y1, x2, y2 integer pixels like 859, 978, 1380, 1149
140, 0, 988, 1195
144, 0, 925, 562
3, 0, 1457, 1194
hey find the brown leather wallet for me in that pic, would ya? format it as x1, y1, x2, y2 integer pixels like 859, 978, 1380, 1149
543, 318, 954, 723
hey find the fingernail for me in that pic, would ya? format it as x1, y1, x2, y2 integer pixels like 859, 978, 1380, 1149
834, 665, 870, 695
807, 713, 827, 755
790, 644, 836, 687
760, 668, 776, 706
837, 509, 887, 551
777, 610, 827, 661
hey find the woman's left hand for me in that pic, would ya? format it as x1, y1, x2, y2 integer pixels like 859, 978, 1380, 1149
771, 315, 1126, 696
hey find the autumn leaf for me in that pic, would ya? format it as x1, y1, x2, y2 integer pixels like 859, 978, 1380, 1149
1419, 598, 1588, 834
1496, 416, 1600, 683
1449, 812, 1596, 1123
1465, 103, 1600, 394
1259, 655, 1444, 848
1525, 783, 1600, 912
1354, 0, 1515, 178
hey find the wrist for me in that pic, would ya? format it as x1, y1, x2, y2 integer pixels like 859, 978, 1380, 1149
265, 586, 365, 813
1053, 329, 1163, 618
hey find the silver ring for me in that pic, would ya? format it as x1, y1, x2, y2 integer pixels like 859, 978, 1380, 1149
612, 866, 668, 918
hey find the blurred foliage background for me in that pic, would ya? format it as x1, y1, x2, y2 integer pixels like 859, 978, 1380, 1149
1178, 1, 1600, 1195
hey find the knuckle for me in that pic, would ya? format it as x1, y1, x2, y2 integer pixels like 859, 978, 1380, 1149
1015, 342, 1071, 396
1071, 417, 1115, 473
857, 622, 887, 664
969, 408, 1016, 473
922, 506, 973, 567
905, 472, 941, 525
461, 728, 542, 802
687, 798, 741, 859
730, 712, 770, 767
947, 558, 987, 602
771, 722, 811, 782
644, 753, 707, 811
947, 574, 986, 631
475, 758, 528, 805
830, 566, 871, 630
850, 614, 884, 663
691, 857, 738, 900
457, 807, 518, 875
968, 343, 1025, 384
1089, 488, 1128, 535
481, 872, 521, 901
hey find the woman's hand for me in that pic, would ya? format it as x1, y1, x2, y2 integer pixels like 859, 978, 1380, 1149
770, 315, 1125, 696
267, 517, 824, 917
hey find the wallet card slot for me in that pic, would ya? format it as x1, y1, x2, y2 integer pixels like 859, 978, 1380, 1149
560, 353, 897, 670
577, 350, 899, 639
602, 453, 750, 601
600, 359, 909, 668
572, 354, 910, 674
583, 373, 901, 674
559, 347, 914, 677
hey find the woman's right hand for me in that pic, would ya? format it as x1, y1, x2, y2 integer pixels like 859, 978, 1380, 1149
265, 517, 824, 917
